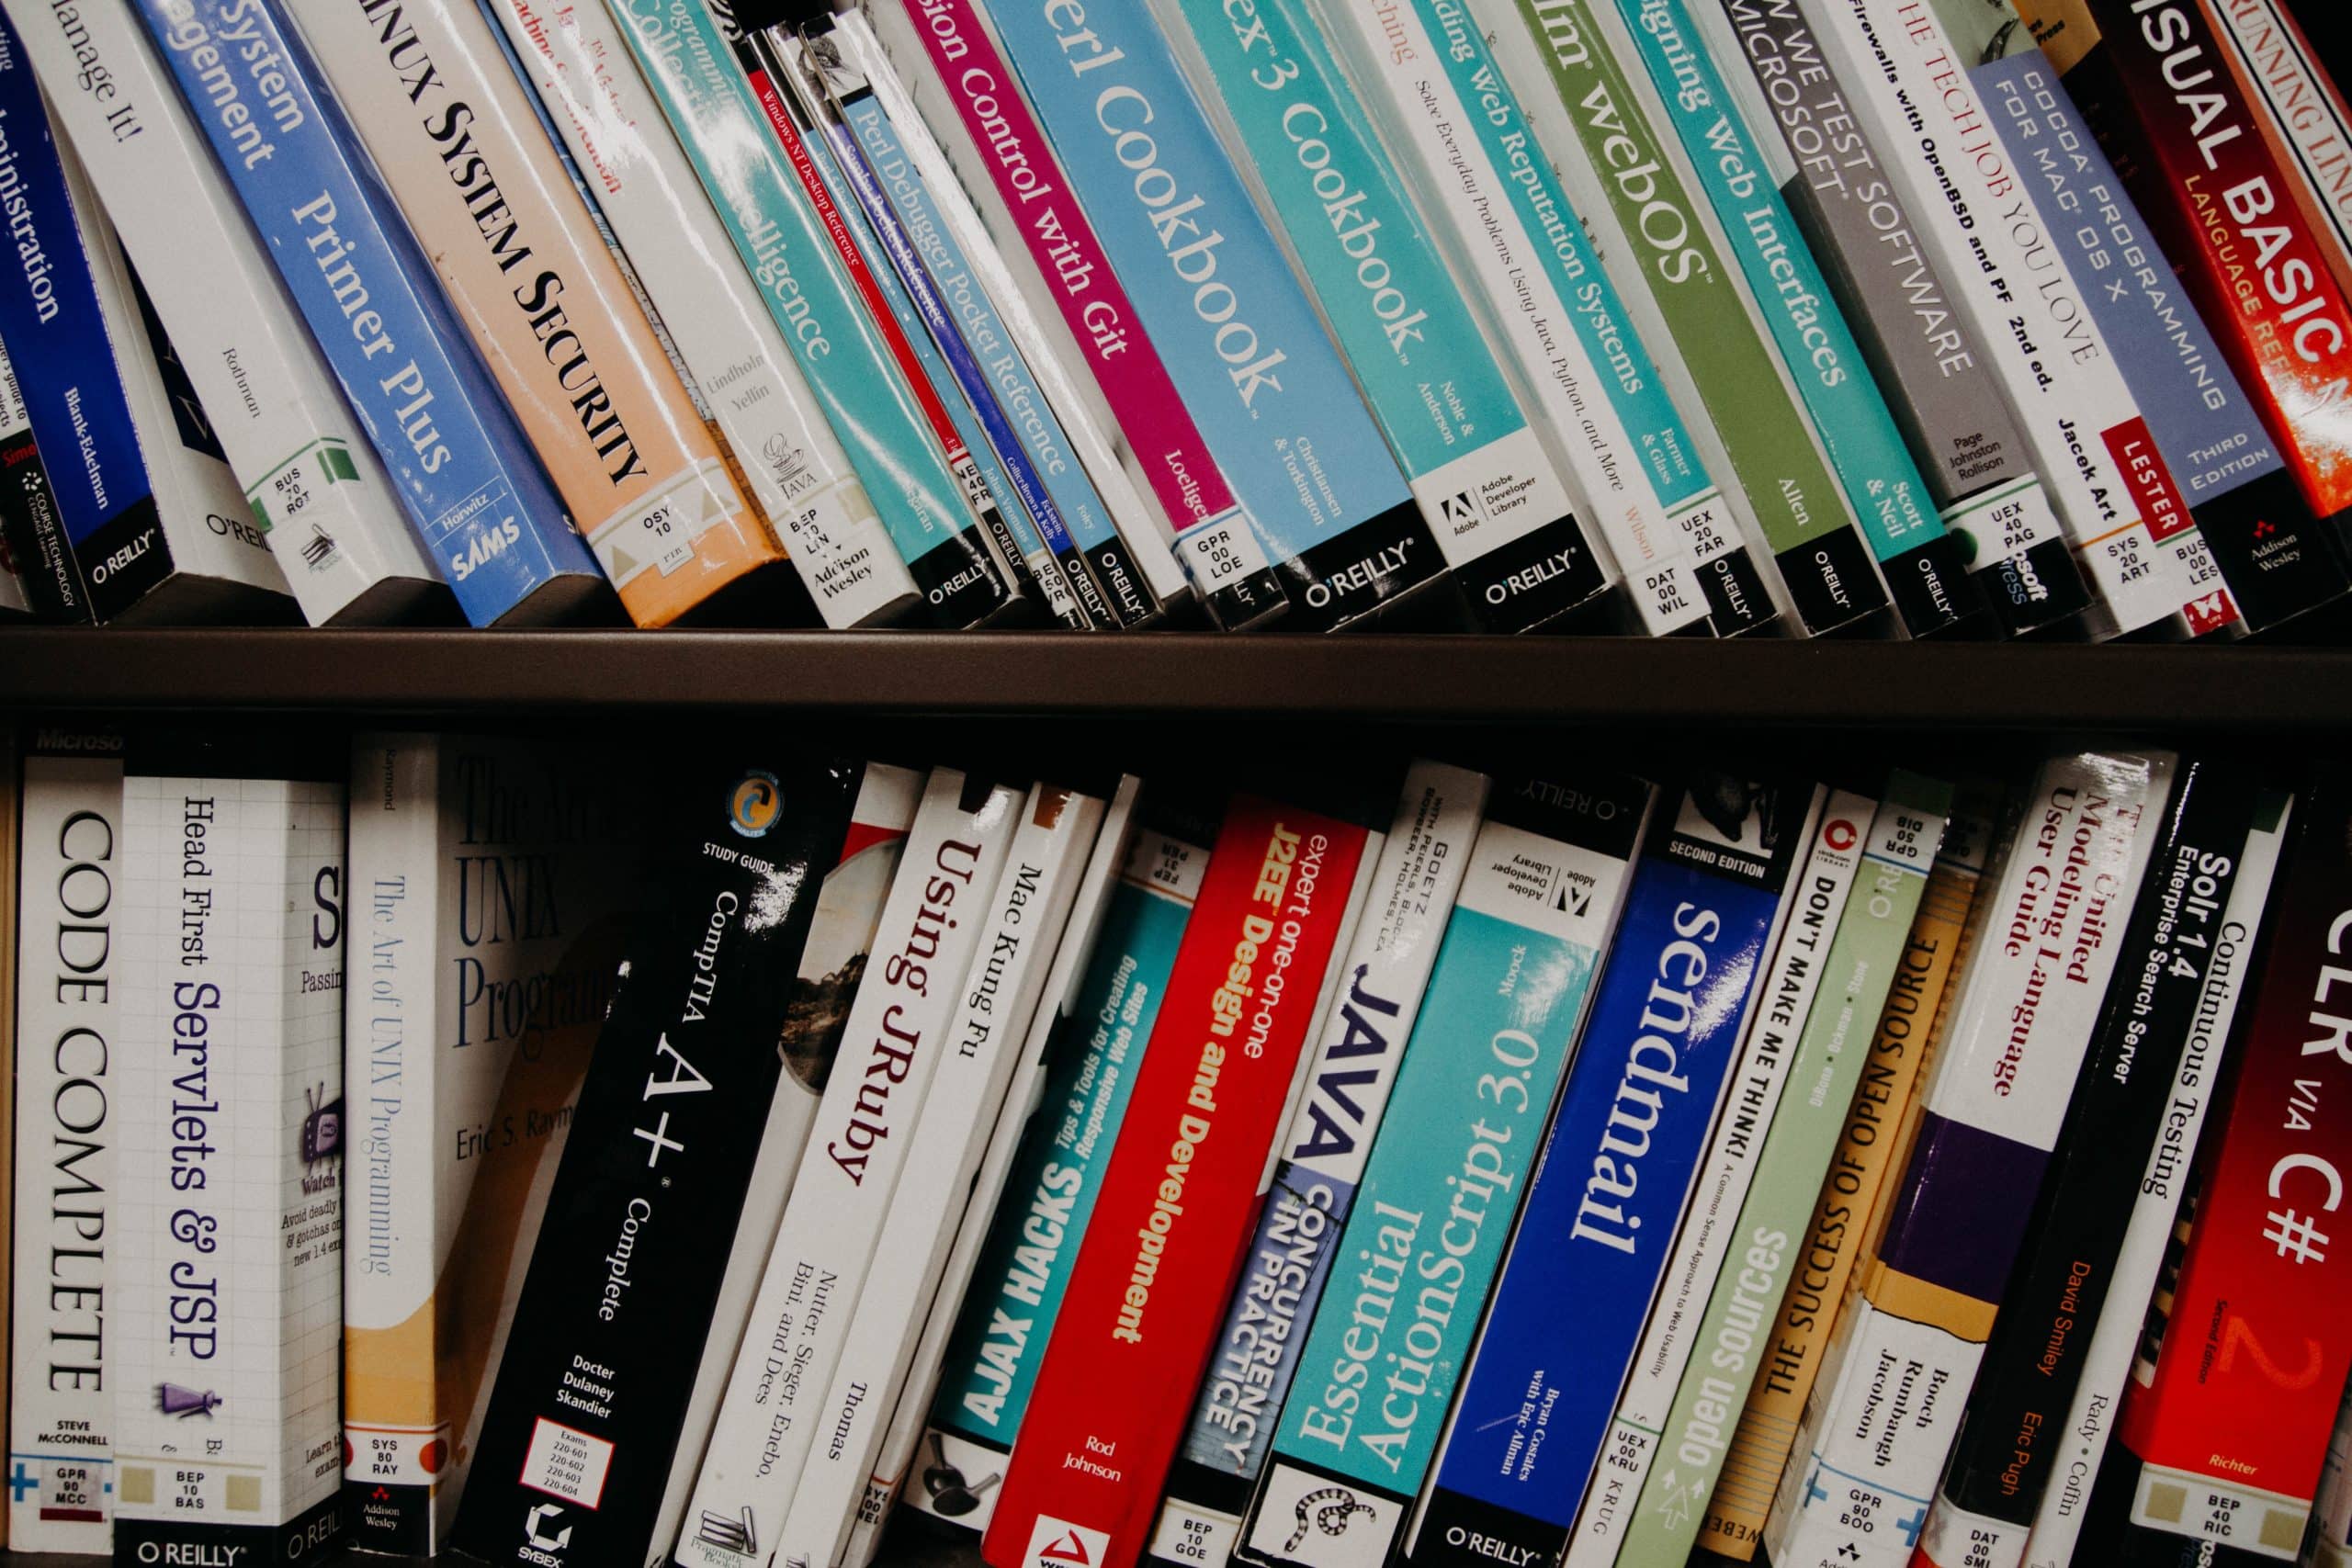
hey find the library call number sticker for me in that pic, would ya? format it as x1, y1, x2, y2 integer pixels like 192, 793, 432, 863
521, 1417, 615, 1509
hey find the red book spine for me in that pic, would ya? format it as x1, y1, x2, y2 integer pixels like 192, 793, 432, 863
2036, 0, 2352, 518
2109, 780, 2352, 1540
980, 795, 1370, 1568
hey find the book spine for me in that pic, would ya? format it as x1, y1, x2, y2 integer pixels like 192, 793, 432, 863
792, 32, 1107, 628
2207, 0, 2352, 277
1315, 0, 1781, 637
1917, 770, 2272, 1568
450, 760, 863, 1567
839, 778, 1146, 1568
2315, 1393, 2352, 1568
287, 0, 776, 627
982, 796, 1377, 1568
1586, 0, 1970, 637
1145, 763, 1491, 1568
480, 0, 918, 628
114, 775, 347, 1568
1698, 797, 2001, 1563
677, 772, 1025, 1568
2070, 777, 2352, 1564
1168, 0, 1613, 631
2019, 0, 2352, 525
1979, 51, 2349, 633
1567, 785, 1890, 1566
831, 12, 1182, 624
907, 819, 1210, 1538
10, 0, 440, 626
1408, 780, 1826, 1568
2012, 790, 2290, 1568
1795, 0, 2217, 637
1620, 777, 1964, 1568
8, 744, 124, 1552
0, 335, 68, 623
126, 0, 599, 626
644, 765, 926, 1568
1763, 748, 2179, 1568
776, 782, 1112, 1568
969, 0, 1447, 633
1695, 0, 2087, 636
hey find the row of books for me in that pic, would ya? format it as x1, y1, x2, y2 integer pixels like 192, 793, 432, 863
0, 0, 2347, 639
6, 724, 2352, 1568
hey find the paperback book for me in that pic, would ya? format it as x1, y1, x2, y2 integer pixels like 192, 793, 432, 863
113, 761, 345, 1567
2208, 0, 2352, 276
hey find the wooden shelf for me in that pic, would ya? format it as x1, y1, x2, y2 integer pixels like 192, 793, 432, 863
2, 628, 2347, 730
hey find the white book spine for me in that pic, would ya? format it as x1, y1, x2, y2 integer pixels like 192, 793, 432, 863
481, 0, 919, 626
115, 774, 345, 1563
1566, 788, 1876, 1568
11, 0, 437, 625
1796, 0, 2211, 637
778, 781, 1113, 1568
837, 779, 1148, 1568
8, 744, 125, 1552
2207, 0, 2352, 273
2017, 793, 2294, 1568
675, 772, 1024, 1568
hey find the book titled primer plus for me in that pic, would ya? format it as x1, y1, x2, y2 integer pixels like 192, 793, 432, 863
10, 0, 447, 627
125, 0, 605, 626
968, 0, 1445, 632
1163, 0, 1613, 632
114, 764, 346, 1567
480, 0, 920, 627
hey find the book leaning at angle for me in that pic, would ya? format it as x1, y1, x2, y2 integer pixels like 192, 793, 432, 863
114, 760, 346, 1567
8, 0, 449, 627
2315, 1391, 2352, 1568
9, 731, 124, 1553
450, 758, 866, 1568
2209, 0, 2352, 282
123, 0, 605, 626
642, 763, 924, 1568
771, 778, 1121, 1568
338, 737, 656, 1555
1406, 778, 1826, 1568
1764, 747, 2180, 1568
478, 0, 922, 627
284, 0, 778, 627
0, 21, 293, 626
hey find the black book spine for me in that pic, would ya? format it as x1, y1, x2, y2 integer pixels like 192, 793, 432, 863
449, 759, 862, 1568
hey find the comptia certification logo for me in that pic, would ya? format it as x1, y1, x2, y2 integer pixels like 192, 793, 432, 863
1824, 818, 1859, 853
729, 770, 784, 838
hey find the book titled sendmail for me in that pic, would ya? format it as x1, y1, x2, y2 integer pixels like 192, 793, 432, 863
125, 0, 606, 626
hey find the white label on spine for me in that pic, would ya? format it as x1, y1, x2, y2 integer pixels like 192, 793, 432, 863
1405, 427, 1576, 561
1177, 510, 1276, 592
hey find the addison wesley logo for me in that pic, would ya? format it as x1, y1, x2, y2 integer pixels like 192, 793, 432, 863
1024, 1516, 1108, 1568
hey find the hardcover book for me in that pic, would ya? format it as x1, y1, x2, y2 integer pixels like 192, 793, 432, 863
0, 24, 293, 626
124, 0, 605, 626
1312, 0, 1784, 637
9, 0, 447, 627
480, 0, 921, 627
677, 769, 1027, 1568
967, 0, 1446, 632
1142, 761, 1490, 1568
1232, 769, 1661, 1568
1764, 747, 2181, 1568
8, 731, 123, 1553
1406, 778, 1826, 1568
338, 736, 655, 1555
1162, 0, 1614, 633
980, 792, 1379, 1568
113, 763, 346, 1568
449, 758, 866, 1568
284, 0, 775, 627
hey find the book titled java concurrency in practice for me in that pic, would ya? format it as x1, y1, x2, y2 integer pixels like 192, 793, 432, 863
9, 0, 447, 627
9, 732, 123, 1553
480, 0, 920, 628
124, 0, 604, 626
0, 18, 293, 626
113, 763, 346, 1568
338, 737, 654, 1556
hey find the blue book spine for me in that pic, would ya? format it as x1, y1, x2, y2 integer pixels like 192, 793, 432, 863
126, 0, 600, 626
1408, 778, 1821, 1568
0, 12, 165, 624
976, 0, 1441, 631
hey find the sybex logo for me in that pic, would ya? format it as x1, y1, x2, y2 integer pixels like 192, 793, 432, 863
520, 1502, 571, 1566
